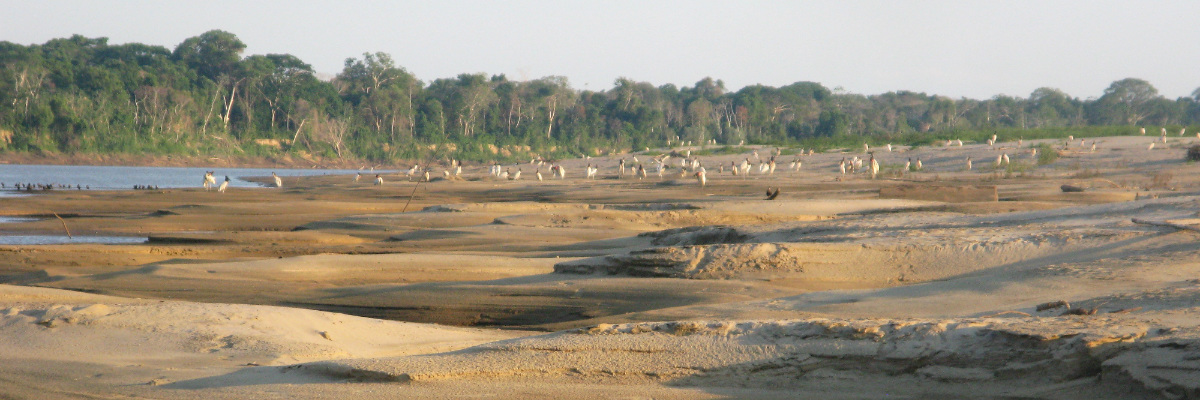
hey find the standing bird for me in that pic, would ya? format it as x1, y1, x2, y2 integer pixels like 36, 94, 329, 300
869, 155, 879, 179
218, 176, 230, 193
904, 158, 911, 173
512, 168, 522, 180
355, 172, 361, 182
375, 174, 383, 185
1003, 153, 1010, 165
966, 157, 973, 170
915, 158, 923, 171
995, 154, 1003, 166
203, 171, 216, 190
536, 168, 544, 181
637, 164, 647, 179
423, 170, 431, 182
1140, 127, 1146, 135
887, 143, 893, 152
272, 172, 283, 188
694, 169, 707, 186
1148, 142, 1156, 151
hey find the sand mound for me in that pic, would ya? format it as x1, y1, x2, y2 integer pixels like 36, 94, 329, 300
557, 196, 1200, 282
0, 284, 522, 367
298, 314, 1197, 398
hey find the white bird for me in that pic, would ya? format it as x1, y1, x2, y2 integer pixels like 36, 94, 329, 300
637, 164, 647, 179
1031, 148, 1038, 158
903, 158, 910, 173
454, 165, 462, 176
423, 170, 430, 182
1140, 127, 1146, 135
887, 143, 892, 152
1017, 139, 1023, 147
694, 169, 707, 186
1003, 153, 1010, 165
217, 176, 229, 193
1091, 142, 1097, 152
1068, 135, 1074, 141
203, 171, 216, 190
375, 174, 383, 185
1181, 128, 1187, 136
1148, 142, 1156, 151
536, 168, 544, 181
915, 158, 923, 170
840, 159, 848, 175
512, 169, 522, 180
956, 139, 963, 147
556, 165, 567, 179
995, 154, 1004, 166
869, 156, 879, 179
1161, 128, 1167, 136
355, 173, 361, 182
966, 157, 973, 170
272, 172, 282, 188
500, 169, 510, 180
864, 143, 870, 153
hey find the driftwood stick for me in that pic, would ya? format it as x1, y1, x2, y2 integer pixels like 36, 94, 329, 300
1132, 218, 1200, 233
401, 180, 421, 213
53, 212, 72, 238
981, 310, 1032, 318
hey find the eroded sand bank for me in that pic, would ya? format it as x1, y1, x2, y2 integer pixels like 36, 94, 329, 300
2, 135, 1199, 398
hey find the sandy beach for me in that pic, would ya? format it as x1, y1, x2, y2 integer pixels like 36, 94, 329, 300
2, 135, 1199, 398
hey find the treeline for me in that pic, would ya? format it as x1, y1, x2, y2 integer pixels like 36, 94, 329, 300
2, 30, 1199, 163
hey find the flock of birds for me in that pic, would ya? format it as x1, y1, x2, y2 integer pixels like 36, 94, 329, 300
13, 128, 1187, 194
220, 127, 1191, 193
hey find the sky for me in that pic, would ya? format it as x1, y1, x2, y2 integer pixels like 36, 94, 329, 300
2, 0, 1198, 100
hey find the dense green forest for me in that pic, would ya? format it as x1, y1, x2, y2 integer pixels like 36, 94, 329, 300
2, 30, 1198, 164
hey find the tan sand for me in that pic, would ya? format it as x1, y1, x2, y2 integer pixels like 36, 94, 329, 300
2, 134, 1199, 398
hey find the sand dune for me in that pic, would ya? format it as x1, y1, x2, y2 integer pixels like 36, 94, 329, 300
2, 135, 1200, 398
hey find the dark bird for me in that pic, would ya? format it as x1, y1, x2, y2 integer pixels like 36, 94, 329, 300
765, 187, 780, 200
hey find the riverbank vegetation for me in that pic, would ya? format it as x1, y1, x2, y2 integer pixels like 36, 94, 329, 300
2, 31, 1198, 165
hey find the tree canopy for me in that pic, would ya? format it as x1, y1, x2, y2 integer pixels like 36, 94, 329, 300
1, 31, 1198, 163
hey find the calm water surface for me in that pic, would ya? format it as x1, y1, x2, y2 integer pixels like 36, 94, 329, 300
0, 164, 375, 191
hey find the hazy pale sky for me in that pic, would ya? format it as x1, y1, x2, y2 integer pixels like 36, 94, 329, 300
3, 0, 1198, 100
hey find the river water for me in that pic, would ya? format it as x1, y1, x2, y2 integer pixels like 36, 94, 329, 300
0, 164, 374, 193
0, 164, 378, 243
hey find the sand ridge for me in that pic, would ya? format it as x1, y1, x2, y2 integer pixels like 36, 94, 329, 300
2, 135, 1200, 398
